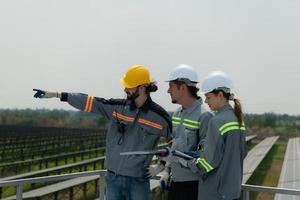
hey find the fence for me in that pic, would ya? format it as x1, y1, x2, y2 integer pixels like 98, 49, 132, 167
1, 170, 300, 200
0, 170, 106, 200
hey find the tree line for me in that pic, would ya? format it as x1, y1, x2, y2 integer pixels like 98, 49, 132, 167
0, 109, 299, 131
0, 109, 107, 129
244, 113, 300, 133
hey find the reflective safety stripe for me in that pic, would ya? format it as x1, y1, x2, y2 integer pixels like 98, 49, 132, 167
196, 158, 214, 172
112, 113, 163, 130
172, 116, 181, 125
112, 111, 134, 122
172, 116, 200, 129
219, 122, 245, 131
172, 121, 181, 125
183, 119, 200, 129
84, 96, 94, 112
183, 123, 199, 129
220, 126, 246, 136
84, 96, 91, 112
172, 116, 181, 121
138, 118, 163, 130
219, 122, 246, 136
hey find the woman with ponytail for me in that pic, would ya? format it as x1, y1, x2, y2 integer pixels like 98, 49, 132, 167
182, 71, 247, 200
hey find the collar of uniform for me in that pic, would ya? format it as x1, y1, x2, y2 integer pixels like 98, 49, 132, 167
129, 97, 152, 113
181, 97, 203, 114
216, 103, 233, 115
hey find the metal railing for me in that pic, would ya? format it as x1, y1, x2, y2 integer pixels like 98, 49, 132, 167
242, 184, 300, 200
0, 170, 106, 200
1, 171, 300, 200
0, 143, 171, 200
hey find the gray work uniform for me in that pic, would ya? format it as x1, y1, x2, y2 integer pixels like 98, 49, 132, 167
195, 104, 246, 200
171, 98, 213, 182
60, 93, 172, 177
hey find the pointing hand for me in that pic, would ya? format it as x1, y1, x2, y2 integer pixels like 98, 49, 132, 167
33, 89, 60, 98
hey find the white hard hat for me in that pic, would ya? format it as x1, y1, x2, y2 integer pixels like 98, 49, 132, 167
166, 64, 198, 86
201, 71, 233, 93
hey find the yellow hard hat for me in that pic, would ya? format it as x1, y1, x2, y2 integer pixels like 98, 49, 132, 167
120, 65, 152, 88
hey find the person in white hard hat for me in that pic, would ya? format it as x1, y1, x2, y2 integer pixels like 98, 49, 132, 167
181, 71, 247, 200
161, 64, 213, 200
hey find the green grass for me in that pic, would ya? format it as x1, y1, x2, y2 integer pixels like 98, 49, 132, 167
247, 141, 258, 152
247, 143, 287, 200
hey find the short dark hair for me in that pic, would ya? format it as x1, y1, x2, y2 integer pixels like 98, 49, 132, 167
172, 80, 199, 98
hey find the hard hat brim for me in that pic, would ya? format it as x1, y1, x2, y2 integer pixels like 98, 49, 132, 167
120, 78, 136, 89
120, 77, 154, 89
165, 78, 198, 87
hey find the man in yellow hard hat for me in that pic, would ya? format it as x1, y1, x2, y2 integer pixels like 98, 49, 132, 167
33, 65, 172, 200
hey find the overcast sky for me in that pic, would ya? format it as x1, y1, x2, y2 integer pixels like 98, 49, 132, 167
0, 0, 299, 115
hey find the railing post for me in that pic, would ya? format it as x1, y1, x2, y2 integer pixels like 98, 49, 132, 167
243, 188, 249, 200
16, 183, 23, 200
98, 175, 106, 200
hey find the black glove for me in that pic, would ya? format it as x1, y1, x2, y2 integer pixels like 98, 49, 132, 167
33, 89, 46, 98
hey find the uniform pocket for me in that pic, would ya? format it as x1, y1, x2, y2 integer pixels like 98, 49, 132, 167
138, 124, 160, 148
184, 128, 198, 149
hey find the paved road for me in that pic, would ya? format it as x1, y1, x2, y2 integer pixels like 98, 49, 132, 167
275, 137, 300, 200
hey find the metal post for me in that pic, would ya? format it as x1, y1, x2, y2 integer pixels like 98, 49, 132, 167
243, 189, 250, 200
69, 187, 74, 200
16, 184, 23, 200
54, 192, 58, 200
83, 183, 87, 200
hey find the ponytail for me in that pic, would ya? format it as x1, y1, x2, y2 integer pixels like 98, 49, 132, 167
145, 82, 158, 95
233, 98, 244, 126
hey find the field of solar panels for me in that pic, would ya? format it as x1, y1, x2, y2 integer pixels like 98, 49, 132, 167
0, 125, 107, 200
0, 124, 299, 200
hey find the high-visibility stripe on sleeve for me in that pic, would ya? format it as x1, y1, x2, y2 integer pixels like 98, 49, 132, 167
138, 118, 163, 130
87, 96, 94, 112
196, 158, 214, 173
219, 122, 245, 131
112, 111, 134, 122
219, 121, 246, 136
220, 126, 246, 136
84, 96, 93, 112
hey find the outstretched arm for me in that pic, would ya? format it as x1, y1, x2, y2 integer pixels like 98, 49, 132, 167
33, 89, 120, 120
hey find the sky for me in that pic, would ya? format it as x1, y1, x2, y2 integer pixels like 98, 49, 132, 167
0, 0, 300, 115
